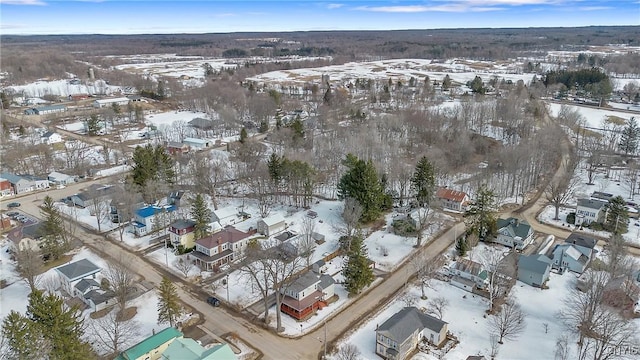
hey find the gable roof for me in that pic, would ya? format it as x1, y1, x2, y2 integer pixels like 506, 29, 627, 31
196, 226, 251, 249
518, 254, 552, 274
116, 327, 183, 360
577, 198, 608, 211
55, 259, 101, 282
288, 271, 321, 293
0, 172, 29, 184
170, 219, 197, 230
75, 278, 100, 293
377, 307, 447, 342
436, 187, 468, 203
452, 259, 487, 280
41, 131, 58, 138
260, 214, 285, 227
136, 205, 176, 218
48, 171, 73, 180
591, 191, 614, 201
7, 223, 44, 243
188, 117, 215, 129
75, 184, 117, 201
162, 338, 237, 360
565, 233, 597, 249
497, 217, 532, 239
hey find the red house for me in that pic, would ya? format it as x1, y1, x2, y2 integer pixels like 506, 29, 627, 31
165, 141, 190, 156
0, 178, 13, 197
192, 226, 252, 270
281, 271, 335, 320
436, 187, 469, 212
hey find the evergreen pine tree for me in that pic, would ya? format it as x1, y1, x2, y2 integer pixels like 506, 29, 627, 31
442, 75, 452, 90
26, 290, 94, 359
342, 233, 374, 296
456, 237, 469, 256
337, 154, 386, 223
239, 128, 248, 143
39, 196, 67, 261
619, 117, 639, 155
86, 114, 101, 136
190, 194, 211, 241
411, 156, 436, 207
463, 185, 498, 242
606, 196, 629, 234
259, 120, 269, 133
1, 311, 48, 359
131, 144, 175, 188
157, 277, 182, 327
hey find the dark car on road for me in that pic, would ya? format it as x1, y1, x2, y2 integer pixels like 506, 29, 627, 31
206, 296, 220, 307
7, 202, 20, 208
6, 211, 19, 218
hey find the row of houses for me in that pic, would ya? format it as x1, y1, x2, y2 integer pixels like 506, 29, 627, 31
0, 171, 77, 196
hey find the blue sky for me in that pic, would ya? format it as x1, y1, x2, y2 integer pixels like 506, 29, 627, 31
1, 0, 638, 35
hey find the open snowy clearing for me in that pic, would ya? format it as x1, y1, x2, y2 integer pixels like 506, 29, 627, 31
548, 102, 636, 129
6, 79, 122, 98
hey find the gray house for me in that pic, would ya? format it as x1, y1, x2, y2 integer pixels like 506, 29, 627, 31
495, 217, 534, 250
552, 234, 597, 274
575, 198, 608, 225
517, 254, 552, 287
376, 307, 448, 360
71, 184, 117, 208
0, 173, 36, 194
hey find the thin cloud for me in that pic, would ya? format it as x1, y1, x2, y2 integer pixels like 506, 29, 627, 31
327, 3, 344, 9
0, 0, 46, 5
578, 6, 612, 11
356, 4, 503, 12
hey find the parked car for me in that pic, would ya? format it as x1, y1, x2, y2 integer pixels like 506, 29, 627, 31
6, 211, 19, 218
6, 202, 20, 208
206, 296, 220, 307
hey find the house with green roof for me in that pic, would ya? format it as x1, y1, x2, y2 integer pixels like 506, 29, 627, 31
161, 338, 237, 360
495, 217, 534, 250
115, 327, 183, 360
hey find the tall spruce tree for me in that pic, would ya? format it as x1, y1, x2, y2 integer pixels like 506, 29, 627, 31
464, 185, 498, 242
39, 196, 68, 261
157, 276, 182, 327
619, 117, 639, 155
190, 194, 211, 241
342, 233, 374, 295
3, 290, 95, 360
411, 156, 436, 207
605, 196, 629, 234
337, 154, 386, 223
130, 144, 175, 188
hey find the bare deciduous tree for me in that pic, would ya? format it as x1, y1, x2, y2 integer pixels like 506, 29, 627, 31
299, 216, 317, 267
189, 151, 230, 210
479, 249, 510, 312
427, 296, 449, 320
88, 309, 140, 355
14, 247, 43, 291
336, 344, 361, 360
338, 197, 362, 250
554, 334, 570, 360
488, 298, 526, 344
545, 156, 579, 220
103, 257, 136, 313
411, 253, 445, 300
175, 256, 195, 278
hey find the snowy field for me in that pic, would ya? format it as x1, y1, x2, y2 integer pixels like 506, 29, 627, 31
145, 110, 209, 128
7, 79, 122, 98
548, 102, 636, 129
246, 58, 532, 88
56, 202, 119, 233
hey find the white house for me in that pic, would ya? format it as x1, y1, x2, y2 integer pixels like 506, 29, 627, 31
257, 214, 286, 236
575, 198, 608, 225
132, 205, 177, 236
448, 258, 489, 290
280, 271, 335, 320
435, 187, 469, 212
48, 171, 75, 185
41, 131, 63, 145
93, 97, 130, 108
183, 137, 211, 150
210, 206, 240, 227
55, 259, 101, 298
495, 217, 534, 250
552, 233, 597, 274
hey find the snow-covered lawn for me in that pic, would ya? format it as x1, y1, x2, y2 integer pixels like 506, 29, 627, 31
548, 102, 635, 129
56, 202, 119, 233
333, 272, 589, 360
145, 110, 208, 128
59, 121, 87, 132
94, 164, 132, 177
147, 247, 202, 279
8, 79, 121, 98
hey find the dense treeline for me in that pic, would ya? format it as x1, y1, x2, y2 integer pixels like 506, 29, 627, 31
543, 68, 609, 88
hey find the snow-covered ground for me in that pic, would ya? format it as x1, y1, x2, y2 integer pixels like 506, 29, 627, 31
94, 164, 132, 177
145, 110, 209, 128
7, 79, 122, 98
147, 248, 201, 278
56, 202, 119, 233
548, 102, 635, 129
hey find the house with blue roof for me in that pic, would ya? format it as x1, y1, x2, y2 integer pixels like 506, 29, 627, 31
133, 204, 177, 236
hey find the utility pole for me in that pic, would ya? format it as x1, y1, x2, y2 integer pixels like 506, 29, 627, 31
226, 273, 230, 303
323, 320, 327, 359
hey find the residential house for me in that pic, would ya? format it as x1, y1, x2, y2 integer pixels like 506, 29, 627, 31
210, 206, 241, 227
312, 259, 328, 274
281, 271, 335, 320
591, 191, 613, 202
448, 259, 489, 291
127, 95, 142, 102
0, 173, 35, 194
575, 198, 608, 225
376, 307, 449, 360
115, 327, 183, 360
132, 205, 177, 236
517, 254, 552, 287
161, 337, 237, 360
0, 178, 13, 197
257, 214, 286, 236
71, 184, 117, 208
436, 187, 469, 212
192, 226, 251, 270
55, 259, 101, 299
6, 223, 43, 252
168, 219, 197, 249
93, 97, 130, 108
183, 137, 211, 150
165, 141, 190, 156
48, 171, 75, 185
22, 175, 49, 190
495, 217, 534, 250
552, 233, 597, 274
167, 190, 186, 207
41, 131, 63, 145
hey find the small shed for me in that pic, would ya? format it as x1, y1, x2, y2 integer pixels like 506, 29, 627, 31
48, 171, 75, 185
183, 137, 211, 150
257, 214, 286, 236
